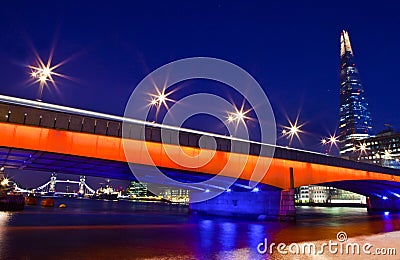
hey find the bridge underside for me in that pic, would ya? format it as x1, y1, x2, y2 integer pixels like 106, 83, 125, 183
0, 146, 131, 179
0, 146, 280, 192
3, 146, 400, 195
0, 146, 292, 219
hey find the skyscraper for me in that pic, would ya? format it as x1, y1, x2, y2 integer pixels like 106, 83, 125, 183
339, 30, 374, 156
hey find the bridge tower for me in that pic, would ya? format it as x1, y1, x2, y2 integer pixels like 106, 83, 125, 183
79, 176, 86, 195
49, 173, 56, 193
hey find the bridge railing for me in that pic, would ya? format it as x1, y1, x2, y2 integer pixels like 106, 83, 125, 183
0, 103, 123, 137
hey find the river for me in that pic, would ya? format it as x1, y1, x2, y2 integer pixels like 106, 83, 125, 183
0, 198, 399, 259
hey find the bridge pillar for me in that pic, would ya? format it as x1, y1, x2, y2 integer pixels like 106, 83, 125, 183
278, 167, 296, 221
278, 189, 296, 221
367, 197, 400, 212
189, 168, 297, 221
189, 190, 282, 220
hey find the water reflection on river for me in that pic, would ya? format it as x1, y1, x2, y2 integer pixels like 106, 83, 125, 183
0, 199, 399, 259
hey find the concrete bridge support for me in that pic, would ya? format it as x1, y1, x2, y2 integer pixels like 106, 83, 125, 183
278, 167, 296, 221
189, 168, 296, 221
278, 189, 296, 221
189, 189, 282, 220
367, 197, 400, 212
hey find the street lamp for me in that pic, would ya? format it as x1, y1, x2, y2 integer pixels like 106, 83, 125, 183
29, 64, 55, 101
227, 114, 235, 123
226, 102, 252, 128
358, 142, 367, 153
148, 87, 175, 123
354, 142, 368, 161
320, 134, 339, 155
282, 118, 304, 147
150, 98, 158, 106
289, 125, 299, 136
226, 108, 252, 138
328, 134, 339, 154
321, 138, 328, 154
226, 110, 249, 126
28, 48, 71, 101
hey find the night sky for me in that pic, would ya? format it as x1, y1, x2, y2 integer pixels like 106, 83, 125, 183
1, 0, 400, 156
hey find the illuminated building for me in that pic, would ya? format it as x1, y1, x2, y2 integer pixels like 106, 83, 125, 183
126, 181, 148, 197
351, 128, 400, 169
295, 186, 310, 203
309, 185, 365, 204
160, 188, 190, 203
339, 30, 374, 156
295, 185, 365, 204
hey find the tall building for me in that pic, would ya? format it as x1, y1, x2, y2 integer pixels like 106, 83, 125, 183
339, 30, 374, 156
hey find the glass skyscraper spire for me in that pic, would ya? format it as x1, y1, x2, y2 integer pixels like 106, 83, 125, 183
339, 30, 374, 155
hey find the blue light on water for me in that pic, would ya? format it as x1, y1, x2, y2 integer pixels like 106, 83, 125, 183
252, 187, 259, 192
219, 222, 237, 251
248, 224, 266, 250
382, 196, 388, 200
226, 189, 231, 192
384, 211, 390, 216
391, 192, 400, 198
199, 220, 214, 251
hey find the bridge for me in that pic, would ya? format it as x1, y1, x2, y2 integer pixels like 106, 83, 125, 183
0, 94, 399, 219
13, 174, 96, 196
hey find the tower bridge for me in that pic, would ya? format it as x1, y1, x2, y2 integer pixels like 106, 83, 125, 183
13, 174, 95, 196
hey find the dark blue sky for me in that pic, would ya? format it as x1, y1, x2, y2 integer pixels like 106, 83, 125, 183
1, 1, 400, 153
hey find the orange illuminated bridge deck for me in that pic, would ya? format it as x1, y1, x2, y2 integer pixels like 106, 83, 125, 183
0, 94, 400, 198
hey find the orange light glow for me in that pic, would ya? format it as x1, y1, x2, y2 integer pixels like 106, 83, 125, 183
0, 122, 397, 190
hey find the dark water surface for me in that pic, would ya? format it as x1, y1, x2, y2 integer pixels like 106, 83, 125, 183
0, 198, 399, 259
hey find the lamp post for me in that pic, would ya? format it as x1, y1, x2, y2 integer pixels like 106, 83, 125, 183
28, 50, 70, 102
226, 105, 252, 136
148, 88, 174, 123
282, 119, 304, 147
